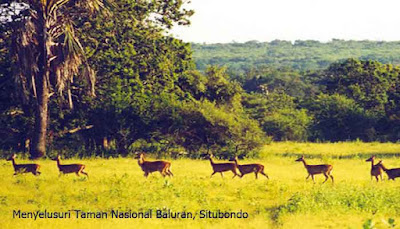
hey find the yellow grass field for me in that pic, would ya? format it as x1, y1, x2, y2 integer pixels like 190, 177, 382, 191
1, 142, 400, 229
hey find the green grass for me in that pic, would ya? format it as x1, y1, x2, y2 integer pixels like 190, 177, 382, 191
1, 142, 400, 228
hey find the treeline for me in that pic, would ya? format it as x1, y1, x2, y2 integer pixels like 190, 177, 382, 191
240, 59, 400, 142
0, 0, 263, 158
1, 1, 400, 159
192, 40, 400, 72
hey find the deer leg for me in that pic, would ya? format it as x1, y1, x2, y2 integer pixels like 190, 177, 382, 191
144, 172, 149, 177
380, 174, 383, 181
375, 176, 379, 182
261, 171, 269, 179
220, 172, 224, 178
75, 172, 80, 177
167, 168, 174, 177
322, 173, 329, 184
160, 170, 166, 177
81, 171, 89, 177
232, 171, 237, 179
255, 172, 258, 179
210, 171, 216, 178
306, 174, 310, 180
311, 175, 315, 183
330, 175, 334, 183
79, 167, 89, 177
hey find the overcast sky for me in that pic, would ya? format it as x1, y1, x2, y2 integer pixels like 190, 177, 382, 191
170, 0, 400, 43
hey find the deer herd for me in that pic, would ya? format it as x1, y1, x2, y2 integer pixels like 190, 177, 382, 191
5, 153, 400, 183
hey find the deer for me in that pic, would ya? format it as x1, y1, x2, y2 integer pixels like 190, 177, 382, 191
206, 154, 238, 178
136, 153, 173, 177
295, 155, 334, 184
7, 154, 41, 176
366, 156, 383, 182
53, 155, 88, 177
230, 156, 269, 179
376, 160, 400, 180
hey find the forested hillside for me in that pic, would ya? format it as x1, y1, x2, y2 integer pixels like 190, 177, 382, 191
192, 40, 400, 72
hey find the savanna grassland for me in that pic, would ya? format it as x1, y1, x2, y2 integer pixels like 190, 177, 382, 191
1, 142, 400, 229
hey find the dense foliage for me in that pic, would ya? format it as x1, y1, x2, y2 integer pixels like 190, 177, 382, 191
1, 1, 400, 158
0, 0, 264, 158
240, 59, 400, 142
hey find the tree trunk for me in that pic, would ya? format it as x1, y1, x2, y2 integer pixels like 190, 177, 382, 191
30, 11, 48, 159
30, 69, 49, 159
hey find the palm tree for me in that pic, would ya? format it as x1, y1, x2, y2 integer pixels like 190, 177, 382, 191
2, 0, 109, 158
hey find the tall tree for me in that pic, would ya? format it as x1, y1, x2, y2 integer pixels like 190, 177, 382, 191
0, 0, 109, 158
75, 0, 194, 155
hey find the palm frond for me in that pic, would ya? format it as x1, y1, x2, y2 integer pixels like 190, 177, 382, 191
10, 0, 111, 107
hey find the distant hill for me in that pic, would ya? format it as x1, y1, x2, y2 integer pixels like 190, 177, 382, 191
191, 39, 400, 72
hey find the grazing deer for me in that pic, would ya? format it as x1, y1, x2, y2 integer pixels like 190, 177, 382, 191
376, 160, 400, 180
53, 155, 88, 177
136, 153, 173, 177
206, 154, 238, 178
366, 156, 383, 182
7, 154, 41, 176
295, 155, 334, 184
230, 156, 269, 179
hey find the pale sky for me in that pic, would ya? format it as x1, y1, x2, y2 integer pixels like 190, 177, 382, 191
170, 0, 400, 43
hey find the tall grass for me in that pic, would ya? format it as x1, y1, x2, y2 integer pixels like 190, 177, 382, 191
1, 142, 400, 228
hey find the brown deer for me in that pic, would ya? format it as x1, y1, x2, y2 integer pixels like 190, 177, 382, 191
366, 156, 383, 182
7, 154, 41, 176
295, 155, 333, 184
136, 153, 173, 177
376, 160, 400, 180
230, 156, 269, 179
53, 155, 88, 177
206, 154, 238, 178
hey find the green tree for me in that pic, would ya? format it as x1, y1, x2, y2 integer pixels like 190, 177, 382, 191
203, 66, 243, 109
321, 59, 397, 114
74, 0, 194, 155
0, 0, 195, 158
308, 93, 376, 141
0, 0, 111, 158
243, 92, 312, 141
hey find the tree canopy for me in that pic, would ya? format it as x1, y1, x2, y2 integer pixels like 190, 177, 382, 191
1, 2, 400, 159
